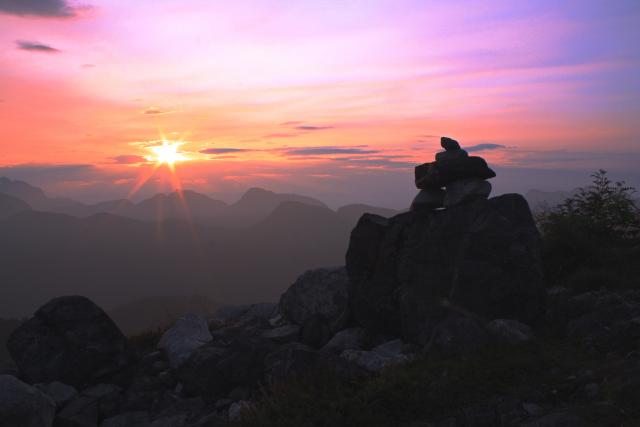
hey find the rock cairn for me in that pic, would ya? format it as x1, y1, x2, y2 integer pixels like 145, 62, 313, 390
411, 136, 496, 210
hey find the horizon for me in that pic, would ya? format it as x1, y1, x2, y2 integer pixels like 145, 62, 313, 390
1, 0, 639, 208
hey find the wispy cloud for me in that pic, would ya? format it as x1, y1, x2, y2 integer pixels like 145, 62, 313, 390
332, 157, 414, 169
0, 0, 76, 17
264, 133, 298, 139
110, 155, 148, 164
466, 143, 508, 152
16, 40, 60, 53
200, 148, 253, 155
283, 147, 378, 156
142, 107, 172, 115
294, 125, 333, 131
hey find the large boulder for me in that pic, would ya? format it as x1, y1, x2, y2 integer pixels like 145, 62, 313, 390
279, 267, 350, 334
7, 296, 135, 389
346, 194, 545, 345
0, 375, 56, 427
157, 314, 212, 369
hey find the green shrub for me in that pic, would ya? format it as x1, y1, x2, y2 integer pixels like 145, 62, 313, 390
537, 170, 640, 289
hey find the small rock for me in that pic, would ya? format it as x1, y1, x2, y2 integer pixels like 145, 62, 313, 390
56, 395, 99, 427
261, 324, 300, 344
371, 339, 407, 357
0, 375, 56, 427
101, 411, 149, 427
35, 381, 78, 408
520, 412, 584, 427
584, 382, 599, 398
150, 415, 188, 427
436, 149, 468, 161
322, 327, 370, 354
441, 137, 461, 151
215, 398, 232, 410
158, 314, 213, 370
340, 348, 410, 372
522, 402, 544, 417
411, 188, 445, 211
443, 178, 491, 207
486, 319, 534, 344
228, 400, 251, 421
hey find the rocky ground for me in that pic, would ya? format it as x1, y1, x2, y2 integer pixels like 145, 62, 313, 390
1, 145, 638, 426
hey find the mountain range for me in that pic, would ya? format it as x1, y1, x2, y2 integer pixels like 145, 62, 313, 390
0, 177, 399, 320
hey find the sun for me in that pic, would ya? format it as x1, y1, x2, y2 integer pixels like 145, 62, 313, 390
149, 140, 186, 167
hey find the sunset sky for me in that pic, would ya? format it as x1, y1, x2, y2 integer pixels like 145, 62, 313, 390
1, 0, 639, 207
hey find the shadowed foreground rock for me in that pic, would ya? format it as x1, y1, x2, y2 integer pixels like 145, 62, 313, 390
0, 375, 55, 427
347, 193, 546, 344
7, 296, 135, 389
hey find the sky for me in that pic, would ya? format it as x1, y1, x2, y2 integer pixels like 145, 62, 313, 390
0, 0, 639, 208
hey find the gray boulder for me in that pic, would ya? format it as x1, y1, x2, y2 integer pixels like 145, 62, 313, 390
7, 296, 135, 389
347, 194, 545, 345
0, 375, 55, 427
340, 338, 413, 372
279, 267, 350, 334
321, 327, 370, 354
261, 325, 300, 344
158, 314, 213, 369
486, 319, 534, 344
444, 178, 491, 207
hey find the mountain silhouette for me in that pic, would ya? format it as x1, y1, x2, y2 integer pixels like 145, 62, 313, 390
0, 193, 31, 219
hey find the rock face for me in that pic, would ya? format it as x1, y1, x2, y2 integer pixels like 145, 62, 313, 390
157, 314, 213, 369
347, 193, 545, 344
279, 267, 350, 334
0, 375, 56, 427
7, 296, 135, 389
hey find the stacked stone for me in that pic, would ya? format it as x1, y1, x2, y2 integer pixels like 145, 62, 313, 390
411, 136, 496, 211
